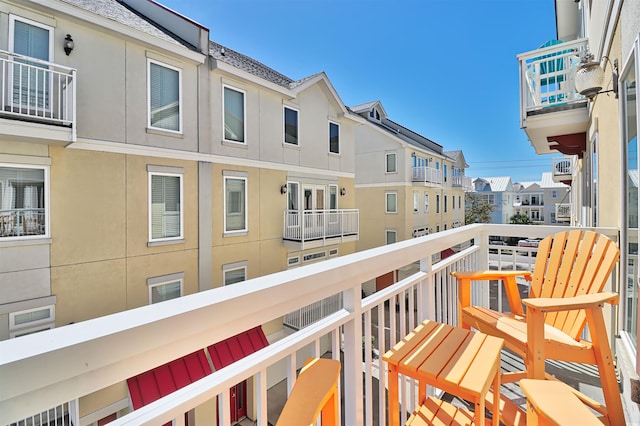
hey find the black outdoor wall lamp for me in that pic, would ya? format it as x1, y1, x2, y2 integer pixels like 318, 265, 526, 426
64, 34, 74, 56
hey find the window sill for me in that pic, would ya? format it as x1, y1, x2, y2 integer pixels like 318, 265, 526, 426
222, 140, 248, 148
0, 237, 52, 248
224, 231, 248, 237
283, 142, 300, 149
146, 127, 184, 138
147, 238, 185, 247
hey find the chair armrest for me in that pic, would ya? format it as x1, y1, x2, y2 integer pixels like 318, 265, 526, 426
522, 292, 619, 312
451, 270, 532, 281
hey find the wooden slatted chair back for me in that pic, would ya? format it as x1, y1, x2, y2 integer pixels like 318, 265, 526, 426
528, 229, 619, 340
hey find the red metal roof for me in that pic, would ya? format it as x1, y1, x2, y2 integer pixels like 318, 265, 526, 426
208, 326, 269, 370
127, 326, 268, 411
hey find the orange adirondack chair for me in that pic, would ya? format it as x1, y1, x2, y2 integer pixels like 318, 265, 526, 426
275, 358, 341, 426
451, 229, 624, 425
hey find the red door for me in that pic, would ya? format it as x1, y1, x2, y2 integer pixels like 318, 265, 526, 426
230, 381, 247, 422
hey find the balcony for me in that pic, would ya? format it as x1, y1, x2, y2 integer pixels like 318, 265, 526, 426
451, 175, 473, 190
283, 209, 359, 250
412, 166, 442, 185
518, 39, 588, 156
0, 50, 76, 144
552, 156, 574, 184
556, 203, 571, 221
0, 224, 631, 426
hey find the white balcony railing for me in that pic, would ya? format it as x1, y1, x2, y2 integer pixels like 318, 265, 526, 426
412, 166, 442, 185
0, 50, 76, 133
0, 208, 46, 238
283, 209, 359, 244
518, 38, 588, 116
0, 224, 620, 426
556, 203, 571, 220
451, 175, 473, 190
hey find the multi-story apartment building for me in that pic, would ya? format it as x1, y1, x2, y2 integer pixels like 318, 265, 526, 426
472, 176, 515, 224
513, 172, 570, 225
517, 0, 640, 418
352, 101, 470, 291
353, 100, 470, 250
0, 0, 360, 423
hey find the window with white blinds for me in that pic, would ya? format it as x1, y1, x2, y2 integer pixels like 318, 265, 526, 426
224, 176, 247, 233
9, 16, 52, 110
149, 172, 182, 241
149, 279, 182, 304
148, 59, 181, 132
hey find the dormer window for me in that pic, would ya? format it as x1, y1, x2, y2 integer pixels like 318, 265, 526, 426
369, 108, 381, 122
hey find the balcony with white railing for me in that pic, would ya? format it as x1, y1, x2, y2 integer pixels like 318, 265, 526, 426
412, 166, 442, 185
556, 203, 571, 221
1, 224, 631, 426
283, 209, 359, 250
451, 175, 473, 190
552, 156, 574, 184
518, 38, 589, 156
0, 50, 76, 144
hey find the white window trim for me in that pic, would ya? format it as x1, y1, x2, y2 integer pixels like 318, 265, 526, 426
147, 274, 183, 304
224, 175, 248, 234
223, 261, 248, 285
8, 14, 54, 60
283, 106, 299, 146
385, 153, 397, 174
424, 193, 429, 212
0, 162, 50, 240
148, 170, 184, 243
9, 305, 55, 332
385, 229, 397, 245
385, 191, 398, 214
328, 121, 340, 155
329, 184, 338, 211
222, 84, 247, 145
146, 58, 183, 134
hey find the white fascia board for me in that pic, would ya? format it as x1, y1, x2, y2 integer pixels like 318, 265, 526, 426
68, 138, 355, 179
292, 72, 364, 124
29, 0, 206, 64
213, 61, 295, 98
366, 122, 442, 159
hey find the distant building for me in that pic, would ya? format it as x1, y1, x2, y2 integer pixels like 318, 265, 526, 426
471, 177, 515, 223
514, 172, 570, 225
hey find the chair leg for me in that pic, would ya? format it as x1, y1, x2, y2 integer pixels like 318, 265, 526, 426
585, 308, 625, 426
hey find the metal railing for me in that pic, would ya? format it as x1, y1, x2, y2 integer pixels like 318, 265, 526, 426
412, 166, 442, 185
283, 209, 359, 244
553, 157, 573, 176
0, 50, 76, 130
451, 175, 473, 190
0, 224, 620, 426
518, 38, 588, 118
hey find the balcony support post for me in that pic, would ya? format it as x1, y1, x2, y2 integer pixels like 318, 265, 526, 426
256, 370, 268, 426
342, 286, 364, 425
419, 256, 433, 322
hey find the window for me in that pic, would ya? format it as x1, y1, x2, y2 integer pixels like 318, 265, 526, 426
550, 213, 557, 224
329, 122, 340, 154
10, 305, 54, 338
386, 153, 397, 173
436, 225, 440, 232
148, 60, 182, 132
424, 193, 429, 212
436, 194, 440, 214
0, 164, 48, 239
386, 191, 397, 213
444, 195, 448, 213
149, 169, 183, 242
551, 190, 558, 198
385, 230, 397, 245
148, 273, 183, 304
444, 165, 448, 182
224, 86, 245, 143
225, 176, 247, 233
224, 263, 247, 285
284, 106, 298, 145
413, 191, 419, 212
287, 182, 299, 210
452, 195, 455, 210
329, 185, 338, 209
9, 16, 53, 111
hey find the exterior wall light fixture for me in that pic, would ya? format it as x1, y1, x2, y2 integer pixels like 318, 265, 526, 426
340, 187, 346, 196
280, 184, 287, 194
574, 51, 618, 99
64, 34, 74, 56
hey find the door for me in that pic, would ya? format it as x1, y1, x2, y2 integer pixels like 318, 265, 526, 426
230, 381, 247, 423
303, 185, 325, 239
9, 16, 52, 112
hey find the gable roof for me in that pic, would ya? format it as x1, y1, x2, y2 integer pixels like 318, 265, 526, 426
444, 150, 469, 168
351, 101, 388, 119
59, 0, 185, 46
540, 171, 569, 188
473, 176, 512, 192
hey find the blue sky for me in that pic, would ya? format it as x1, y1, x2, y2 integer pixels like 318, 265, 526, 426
159, 0, 562, 183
